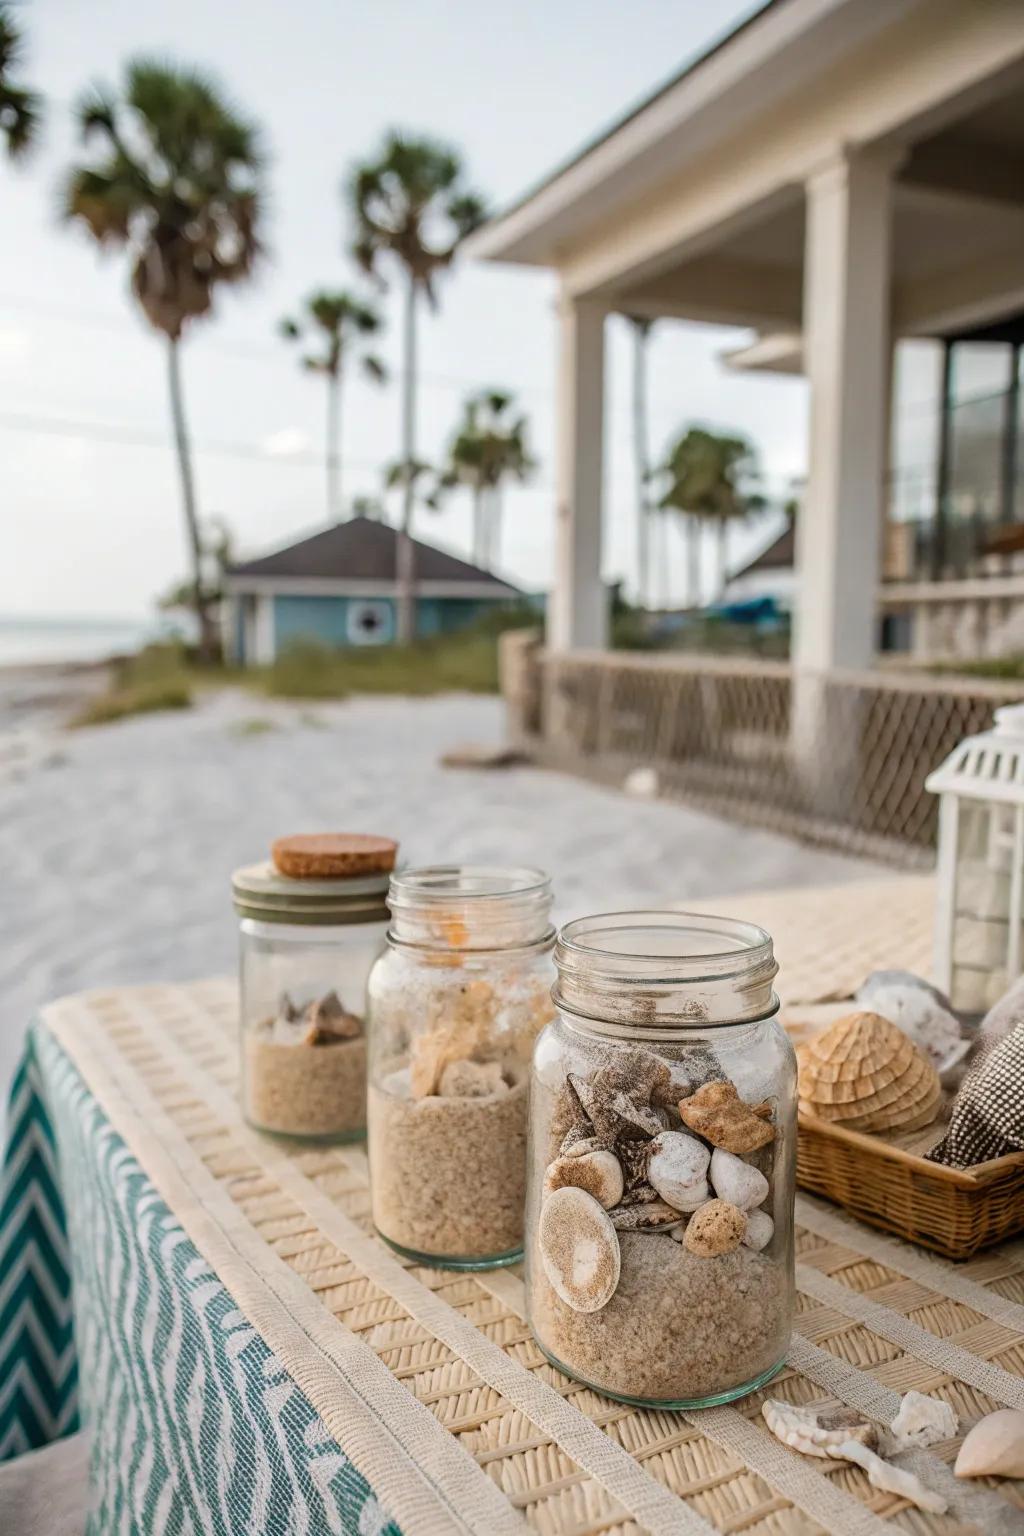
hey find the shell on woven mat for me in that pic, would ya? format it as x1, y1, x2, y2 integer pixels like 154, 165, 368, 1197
797, 1010, 941, 1133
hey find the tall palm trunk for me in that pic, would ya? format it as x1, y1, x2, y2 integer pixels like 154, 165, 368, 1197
489, 485, 503, 568
396, 271, 418, 643
717, 519, 729, 598
326, 366, 342, 520
632, 324, 649, 608
686, 514, 702, 609
167, 337, 215, 661
471, 484, 484, 564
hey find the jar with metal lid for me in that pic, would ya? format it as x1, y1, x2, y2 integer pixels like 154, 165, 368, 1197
527, 911, 795, 1408
233, 851, 391, 1142
367, 865, 556, 1269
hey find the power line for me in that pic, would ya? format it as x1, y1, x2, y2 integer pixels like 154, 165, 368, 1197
0, 407, 563, 493
0, 406, 798, 504
0, 292, 556, 400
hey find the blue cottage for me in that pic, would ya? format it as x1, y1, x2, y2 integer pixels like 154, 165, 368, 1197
223, 516, 522, 665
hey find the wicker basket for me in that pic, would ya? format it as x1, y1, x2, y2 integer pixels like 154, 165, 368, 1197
797, 1112, 1024, 1260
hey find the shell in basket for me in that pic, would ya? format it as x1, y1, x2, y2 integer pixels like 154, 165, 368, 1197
796, 1011, 941, 1133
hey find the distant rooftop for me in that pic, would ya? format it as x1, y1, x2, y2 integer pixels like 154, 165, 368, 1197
228, 516, 521, 594
730, 521, 795, 582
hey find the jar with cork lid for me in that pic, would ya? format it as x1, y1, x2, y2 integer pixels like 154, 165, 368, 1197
234, 834, 396, 1142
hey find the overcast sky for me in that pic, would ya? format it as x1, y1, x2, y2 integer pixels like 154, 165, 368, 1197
0, 0, 819, 620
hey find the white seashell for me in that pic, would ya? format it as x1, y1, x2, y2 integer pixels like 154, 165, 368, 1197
647, 1131, 711, 1211
855, 979, 963, 1075
709, 1148, 769, 1210
890, 1391, 957, 1450
762, 1400, 947, 1515
741, 1208, 774, 1251
623, 766, 659, 798
955, 1409, 1024, 1480
538, 1187, 620, 1313
543, 1150, 623, 1209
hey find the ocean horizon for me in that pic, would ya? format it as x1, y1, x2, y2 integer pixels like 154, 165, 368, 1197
0, 614, 177, 668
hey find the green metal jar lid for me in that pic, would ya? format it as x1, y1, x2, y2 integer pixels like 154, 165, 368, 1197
231, 860, 390, 925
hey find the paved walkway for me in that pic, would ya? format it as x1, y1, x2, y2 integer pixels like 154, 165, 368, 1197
0, 691, 885, 1100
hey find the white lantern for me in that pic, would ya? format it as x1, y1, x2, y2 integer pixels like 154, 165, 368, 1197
926, 703, 1024, 1014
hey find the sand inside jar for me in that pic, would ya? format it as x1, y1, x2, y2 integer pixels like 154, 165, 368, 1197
530, 1230, 789, 1401
369, 1063, 528, 1260
244, 1027, 367, 1139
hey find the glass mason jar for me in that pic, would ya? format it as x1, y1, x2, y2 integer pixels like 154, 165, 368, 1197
526, 911, 795, 1409
367, 865, 556, 1269
233, 861, 389, 1142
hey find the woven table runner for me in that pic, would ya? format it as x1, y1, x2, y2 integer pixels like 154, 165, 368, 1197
43, 980, 1024, 1536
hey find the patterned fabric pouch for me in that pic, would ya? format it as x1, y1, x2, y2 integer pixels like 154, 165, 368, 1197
927, 1020, 1024, 1168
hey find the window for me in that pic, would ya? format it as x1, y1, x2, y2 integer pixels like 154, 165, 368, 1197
346, 599, 392, 646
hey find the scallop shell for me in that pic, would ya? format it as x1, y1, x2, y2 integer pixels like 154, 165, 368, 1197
797, 1011, 941, 1133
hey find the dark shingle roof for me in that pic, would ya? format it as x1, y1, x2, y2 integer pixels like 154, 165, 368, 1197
228, 516, 520, 594
729, 521, 795, 581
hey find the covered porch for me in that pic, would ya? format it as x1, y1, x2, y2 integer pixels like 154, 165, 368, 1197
468, 0, 1024, 670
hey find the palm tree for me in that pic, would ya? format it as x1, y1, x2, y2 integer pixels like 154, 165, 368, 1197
351, 493, 385, 521
0, 3, 40, 159
657, 427, 763, 607
63, 60, 264, 660
439, 390, 533, 566
626, 316, 654, 607
445, 390, 534, 565
347, 131, 486, 642
280, 290, 386, 521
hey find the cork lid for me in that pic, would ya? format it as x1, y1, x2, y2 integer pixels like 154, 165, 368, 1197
271, 833, 398, 880
233, 833, 397, 925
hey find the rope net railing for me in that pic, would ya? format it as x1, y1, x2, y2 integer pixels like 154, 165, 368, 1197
500, 633, 1024, 866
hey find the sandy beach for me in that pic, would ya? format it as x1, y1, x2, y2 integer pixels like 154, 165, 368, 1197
0, 684, 883, 1104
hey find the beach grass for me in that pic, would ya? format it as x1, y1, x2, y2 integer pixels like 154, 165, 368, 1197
70, 678, 193, 727
69, 616, 520, 726
256, 631, 501, 699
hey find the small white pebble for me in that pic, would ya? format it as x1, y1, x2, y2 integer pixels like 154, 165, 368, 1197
710, 1148, 769, 1211
741, 1208, 774, 1251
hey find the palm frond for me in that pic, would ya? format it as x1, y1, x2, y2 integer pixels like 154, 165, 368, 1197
0, 82, 39, 157
64, 56, 266, 340
0, 2, 40, 159
345, 128, 486, 299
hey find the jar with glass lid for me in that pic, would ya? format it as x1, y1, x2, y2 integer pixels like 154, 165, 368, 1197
527, 911, 795, 1408
234, 835, 395, 1142
367, 865, 556, 1269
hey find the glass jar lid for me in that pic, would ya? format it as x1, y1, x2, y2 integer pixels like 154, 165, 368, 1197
387, 864, 555, 951
554, 910, 778, 1031
232, 860, 391, 925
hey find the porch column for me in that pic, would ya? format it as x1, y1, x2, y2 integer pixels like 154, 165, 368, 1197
795, 148, 894, 673
548, 294, 608, 651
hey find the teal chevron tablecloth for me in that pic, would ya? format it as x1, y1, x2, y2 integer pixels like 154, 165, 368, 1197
5, 944, 1024, 1536
0, 1016, 399, 1535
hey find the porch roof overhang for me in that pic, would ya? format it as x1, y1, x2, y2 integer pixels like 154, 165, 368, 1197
467, 0, 1024, 341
